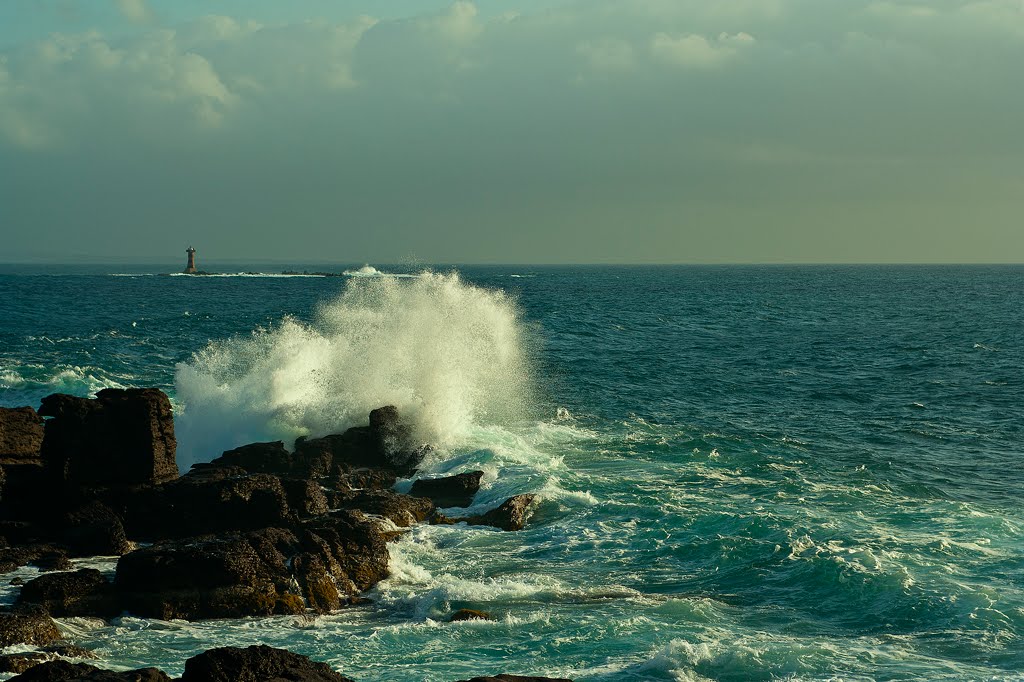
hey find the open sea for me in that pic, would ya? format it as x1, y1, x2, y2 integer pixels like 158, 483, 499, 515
1, 263, 1022, 681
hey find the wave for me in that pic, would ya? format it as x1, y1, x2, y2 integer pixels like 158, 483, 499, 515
173, 270, 535, 470
0, 364, 129, 407
343, 265, 419, 278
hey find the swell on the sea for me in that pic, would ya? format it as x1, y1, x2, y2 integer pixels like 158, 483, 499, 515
173, 270, 536, 471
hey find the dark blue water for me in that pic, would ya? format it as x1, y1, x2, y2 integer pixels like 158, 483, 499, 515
1, 265, 1022, 681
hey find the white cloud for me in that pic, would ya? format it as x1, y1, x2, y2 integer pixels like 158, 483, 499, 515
114, 0, 154, 25
650, 31, 755, 68
577, 38, 636, 72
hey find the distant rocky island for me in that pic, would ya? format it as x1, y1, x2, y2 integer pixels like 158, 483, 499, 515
0, 390, 562, 681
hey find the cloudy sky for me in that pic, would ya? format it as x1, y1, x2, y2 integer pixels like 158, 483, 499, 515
1, 0, 1022, 263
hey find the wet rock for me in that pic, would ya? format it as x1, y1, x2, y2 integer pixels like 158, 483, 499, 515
0, 406, 45, 460
0, 544, 72, 573
300, 510, 390, 597
181, 644, 354, 682
294, 406, 429, 475
452, 677, 573, 682
124, 471, 293, 541
7, 661, 172, 681
336, 489, 435, 527
0, 653, 53, 675
280, 478, 330, 518
115, 529, 303, 620
456, 494, 538, 531
209, 440, 335, 480
38, 389, 177, 488
17, 569, 119, 618
410, 471, 484, 508
0, 605, 61, 647
41, 644, 98, 660
0, 463, 48, 517
450, 608, 494, 622
60, 502, 132, 556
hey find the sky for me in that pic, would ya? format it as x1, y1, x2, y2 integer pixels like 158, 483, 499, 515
1, 0, 1022, 264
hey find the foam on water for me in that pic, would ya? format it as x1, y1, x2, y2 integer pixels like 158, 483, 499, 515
173, 270, 534, 469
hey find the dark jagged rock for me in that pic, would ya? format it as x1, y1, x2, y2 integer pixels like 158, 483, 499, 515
180, 645, 354, 682
17, 569, 119, 618
0, 653, 53, 675
42, 644, 98, 660
0, 544, 72, 573
38, 389, 177, 488
410, 471, 484, 508
0, 406, 44, 460
336, 489, 435, 528
0, 605, 61, 647
0, 463, 48, 516
7, 661, 172, 681
452, 677, 573, 682
60, 502, 132, 556
294, 406, 428, 475
115, 528, 304, 620
454, 494, 538, 531
208, 440, 335, 480
280, 478, 330, 518
114, 511, 388, 620
450, 608, 494, 622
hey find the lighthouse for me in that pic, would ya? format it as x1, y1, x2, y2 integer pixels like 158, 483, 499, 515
184, 246, 197, 274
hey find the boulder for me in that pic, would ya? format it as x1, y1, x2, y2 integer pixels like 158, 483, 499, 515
0, 653, 53, 675
450, 608, 494, 622
60, 502, 132, 556
115, 529, 304, 620
17, 568, 119, 618
294, 406, 428, 474
454, 495, 538, 532
208, 440, 334, 480
0, 605, 61, 647
180, 645, 354, 682
0, 544, 72, 573
336, 489, 435, 527
38, 389, 177, 488
410, 471, 484, 508
0, 406, 44, 460
6, 661, 172, 681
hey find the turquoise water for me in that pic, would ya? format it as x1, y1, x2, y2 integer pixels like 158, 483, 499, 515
1, 265, 1022, 681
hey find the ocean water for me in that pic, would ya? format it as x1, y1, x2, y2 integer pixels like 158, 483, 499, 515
1, 264, 1022, 681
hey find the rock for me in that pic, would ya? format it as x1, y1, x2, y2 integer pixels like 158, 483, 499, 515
0, 545, 72, 573
450, 608, 494, 622
456, 494, 538, 531
300, 511, 390, 597
124, 471, 293, 541
38, 389, 177, 488
0, 605, 61, 647
410, 471, 484, 508
280, 478, 330, 518
0, 463, 48, 517
208, 440, 334, 480
17, 569, 119, 618
0, 653, 53, 675
294, 406, 429, 475
451, 677, 573, 682
0, 406, 45, 460
11, 577, 24, 585
180, 645, 354, 682
115, 529, 303, 620
6, 661, 172, 681
60, 502, 132, 556
336, 489, 435, 527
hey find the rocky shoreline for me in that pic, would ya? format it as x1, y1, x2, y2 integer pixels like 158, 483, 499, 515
0, 389, 562, 681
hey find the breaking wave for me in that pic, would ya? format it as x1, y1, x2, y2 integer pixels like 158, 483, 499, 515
173, 270, 535, 470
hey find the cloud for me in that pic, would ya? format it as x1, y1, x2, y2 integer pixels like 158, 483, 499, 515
650, 31, 755, 68
0, 1, 1022, 262
114, 0, 154, 25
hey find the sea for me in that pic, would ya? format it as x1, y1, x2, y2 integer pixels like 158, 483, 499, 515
0, 264, 1022, 681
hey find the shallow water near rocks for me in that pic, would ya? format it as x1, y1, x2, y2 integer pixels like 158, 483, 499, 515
1, 264, 1022, 681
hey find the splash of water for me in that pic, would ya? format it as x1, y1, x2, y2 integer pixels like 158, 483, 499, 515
174, 270, 534, 470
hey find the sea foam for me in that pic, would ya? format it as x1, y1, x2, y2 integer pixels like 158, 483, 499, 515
173, 270, 534, 471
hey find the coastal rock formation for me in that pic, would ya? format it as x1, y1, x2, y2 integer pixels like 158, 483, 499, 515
450, 608, 494, 622
38, 389, 177, 487
0, 406, 44, 459
335, 489, 436, 527
410, 470, 484, 508
7, 661, 172, 681
446, 494, 539, 532
180, 645, 355, 682
0, 545, 72, 573
294, 405, 429, 475
0, 605, 61, 647
17, 568, 118, 618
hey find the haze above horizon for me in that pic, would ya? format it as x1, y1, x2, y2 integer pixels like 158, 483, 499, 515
1, 0, 1021, 264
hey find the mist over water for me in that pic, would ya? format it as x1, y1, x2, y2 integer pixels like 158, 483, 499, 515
174, 271, 535, 470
